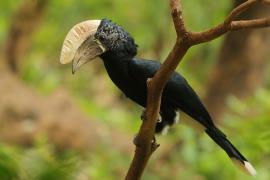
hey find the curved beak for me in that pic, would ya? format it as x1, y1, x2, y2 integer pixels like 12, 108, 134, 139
60, 20, 106, 74
72, 37, 106, 74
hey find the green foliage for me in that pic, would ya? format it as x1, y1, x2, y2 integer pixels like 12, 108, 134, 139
0, 145, 19, 180
0, 141, 78, 180
2, 87, 270, 179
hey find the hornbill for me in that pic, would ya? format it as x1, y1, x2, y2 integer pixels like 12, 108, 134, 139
60, 19, 256, 176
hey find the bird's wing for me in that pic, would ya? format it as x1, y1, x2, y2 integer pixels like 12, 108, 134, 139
129, 58, 214, 129
164, 72, 215, 128
128, 58, 160, 82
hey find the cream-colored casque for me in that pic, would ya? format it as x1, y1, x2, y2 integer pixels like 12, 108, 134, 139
60, 20, 101, 64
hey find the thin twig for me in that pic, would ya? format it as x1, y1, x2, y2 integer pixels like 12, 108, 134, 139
231, 17, 270, 30
170, 0, 187, 37
224, 0, 259, 24
263, 0, 270, 5
190, 1, 270, 45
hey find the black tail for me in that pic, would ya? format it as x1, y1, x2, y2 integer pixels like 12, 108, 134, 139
206, 126, 256, 176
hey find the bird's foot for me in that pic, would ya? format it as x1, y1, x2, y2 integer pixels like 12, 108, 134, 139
151, 135, 160, 152
133, 133, 139, 146
133, 133, 155, 146
133, 133, 159, 151
140, 110, 146, 121
151, 135, 156, 144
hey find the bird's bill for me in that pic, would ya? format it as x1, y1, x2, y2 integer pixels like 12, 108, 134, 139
59, 20, 106, 73
72, 37, 106, 74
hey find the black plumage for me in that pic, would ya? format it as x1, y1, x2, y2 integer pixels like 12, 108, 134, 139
97, 19, 216, 133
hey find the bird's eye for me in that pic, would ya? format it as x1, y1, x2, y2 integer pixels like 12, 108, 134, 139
99, 36, 105, 41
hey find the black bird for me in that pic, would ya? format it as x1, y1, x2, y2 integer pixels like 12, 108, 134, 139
60, 19, 256, 176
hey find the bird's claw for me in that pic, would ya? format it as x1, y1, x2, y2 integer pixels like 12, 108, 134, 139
151, 135, 160, 151
133, 133, 139, 146
133, 134, 159, 151
140, 110, 146, 121
151, 136, 156, 143
141, 110, 162, 123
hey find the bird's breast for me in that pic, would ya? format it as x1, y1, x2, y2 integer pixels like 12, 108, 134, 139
103, 59, 147, 107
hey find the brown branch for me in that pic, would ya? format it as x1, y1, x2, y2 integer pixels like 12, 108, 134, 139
170, 0, 187, 37
125, 0, 270, 179
224, 0, 258, 24
190, 16, 270, 45
231, 17, 270, 29
125, 1, 189, 179
263, 0, 270, 5
190, 0, 270, 45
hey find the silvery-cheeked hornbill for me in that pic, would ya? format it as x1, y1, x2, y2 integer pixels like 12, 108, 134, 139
60, 19, 256, 176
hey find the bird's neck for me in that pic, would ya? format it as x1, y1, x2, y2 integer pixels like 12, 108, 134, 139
100, 52, 133, 88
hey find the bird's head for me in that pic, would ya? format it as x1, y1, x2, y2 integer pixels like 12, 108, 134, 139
60, 19, 137, 73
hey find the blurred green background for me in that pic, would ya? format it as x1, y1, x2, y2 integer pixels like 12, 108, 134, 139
0, 0, 270, 179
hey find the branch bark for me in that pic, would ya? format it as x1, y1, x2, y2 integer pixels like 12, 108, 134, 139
125, 0, 270, 179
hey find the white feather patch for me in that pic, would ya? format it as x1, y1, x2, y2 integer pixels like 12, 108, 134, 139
244, 161, 257, 176
231, 158, 257, 176
60, 20, 101, 64
174, 111, 180, 124
161, 125, 170, 135
157, 114, 162, 123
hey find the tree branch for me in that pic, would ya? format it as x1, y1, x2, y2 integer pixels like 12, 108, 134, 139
263, 0, 270, 5
224, 0, 258, 24
190, 0, 270, 45
231, 17, 270, 30
170, 0, 187, 37
125, 1, 189, 179
125, 0, 270, 179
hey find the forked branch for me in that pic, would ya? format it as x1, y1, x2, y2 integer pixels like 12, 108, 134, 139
190, 0, 270, 45
125, 0, 270, 179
